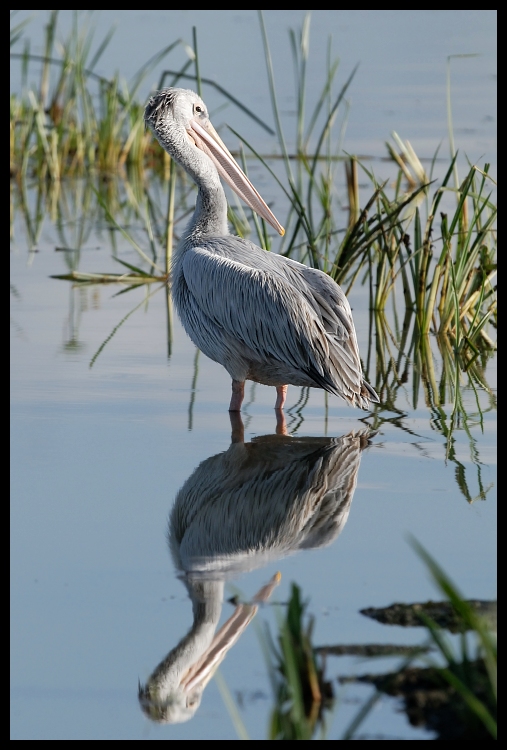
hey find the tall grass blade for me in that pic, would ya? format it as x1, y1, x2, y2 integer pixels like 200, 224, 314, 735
258, 10, 295, 188
157, 71, 275, 135
214, 669, 251, 740
93, 188, 164, 274
89, 284, 162, 368
192, 27, 202, 97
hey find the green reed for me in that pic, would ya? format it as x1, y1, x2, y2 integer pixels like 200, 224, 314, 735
260, 582, 334, 740
219, 545, 496, 740
11, 12, 496, 407
363, 299, 495, 505
409, 539, 497, 740
10, 11, 196, 179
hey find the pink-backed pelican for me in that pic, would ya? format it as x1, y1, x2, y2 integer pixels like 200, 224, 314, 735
144, 88, 379, 412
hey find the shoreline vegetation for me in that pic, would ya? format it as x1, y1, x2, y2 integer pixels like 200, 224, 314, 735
217, 543, 497, 740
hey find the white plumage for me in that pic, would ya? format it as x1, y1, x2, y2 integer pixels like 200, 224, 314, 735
144, 88, 379, 411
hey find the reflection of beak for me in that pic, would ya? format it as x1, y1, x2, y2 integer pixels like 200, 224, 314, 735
187, 119, 285, 237
179, 572, 281, 694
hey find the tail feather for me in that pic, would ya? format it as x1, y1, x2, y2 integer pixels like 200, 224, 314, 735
305, 363, 379, 410
362, 379, 380, 404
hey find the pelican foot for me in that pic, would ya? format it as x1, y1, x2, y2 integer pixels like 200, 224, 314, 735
229, 411, 245, 443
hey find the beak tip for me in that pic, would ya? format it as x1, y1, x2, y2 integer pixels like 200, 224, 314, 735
279, 227, 285, 237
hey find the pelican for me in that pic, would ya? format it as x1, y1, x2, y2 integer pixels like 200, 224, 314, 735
139, 415, 371, 723
170, 416, 371, 576
139, 573, 280, 724
144, 88, 379, 412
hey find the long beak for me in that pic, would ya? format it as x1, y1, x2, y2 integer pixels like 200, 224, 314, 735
188, 120, 285, 237
179, 572, 281, 694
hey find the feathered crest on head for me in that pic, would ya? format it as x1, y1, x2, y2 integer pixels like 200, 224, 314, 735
144, 88, 179, 129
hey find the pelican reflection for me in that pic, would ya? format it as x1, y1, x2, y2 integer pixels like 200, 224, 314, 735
139, 415, 372, 724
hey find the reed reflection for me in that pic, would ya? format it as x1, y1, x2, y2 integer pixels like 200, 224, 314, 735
139, 414, 372, 724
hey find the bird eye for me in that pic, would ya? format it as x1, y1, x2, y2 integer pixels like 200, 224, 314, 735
194, 105, 203, 114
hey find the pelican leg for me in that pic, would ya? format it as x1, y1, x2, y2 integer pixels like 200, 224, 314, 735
229, 411, 245, 443
229, 380, 245, 412
275, 385, 288, 411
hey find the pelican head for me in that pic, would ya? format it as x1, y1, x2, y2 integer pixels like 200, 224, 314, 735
138, 670, 206, 725
144, 87, 284, 236
138, 573, 280, 724
138, 681, 203, 724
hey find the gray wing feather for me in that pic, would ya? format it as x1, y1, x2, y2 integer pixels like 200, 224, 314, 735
178, 238, 372, 403
170, 432, 368, 573
182, 248, 331, 377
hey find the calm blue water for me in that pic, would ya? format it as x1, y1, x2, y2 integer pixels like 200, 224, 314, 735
11, 10, 496, 740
